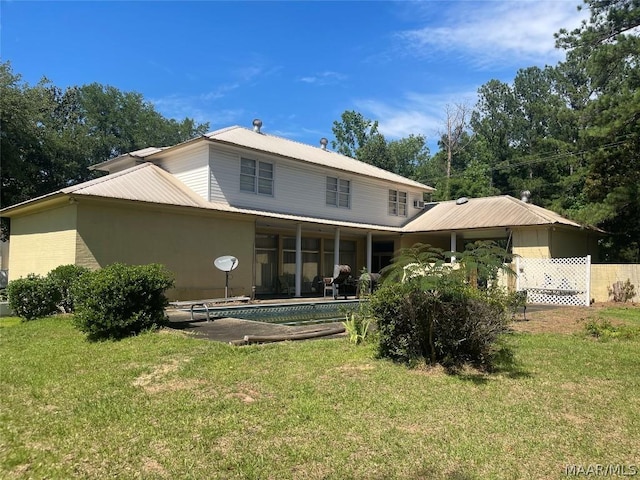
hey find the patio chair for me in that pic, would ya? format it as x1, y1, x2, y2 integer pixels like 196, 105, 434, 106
331, 265, 352, 299
277, 275, 295, 296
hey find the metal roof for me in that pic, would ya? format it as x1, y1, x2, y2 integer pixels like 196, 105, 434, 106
91, 125, 434, 191
403, 195, 585, 233
63, 163, 209, 208
202, 126, 434, 191
2, 163, 592, 235
2, 163, 400, 232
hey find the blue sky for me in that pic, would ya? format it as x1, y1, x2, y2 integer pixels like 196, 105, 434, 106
1, 0, 587, 153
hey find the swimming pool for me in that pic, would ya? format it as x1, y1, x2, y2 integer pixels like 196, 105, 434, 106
190, 299, 365, 325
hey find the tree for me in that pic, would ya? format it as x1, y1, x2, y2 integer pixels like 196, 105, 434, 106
78, 83, 208, 161
331, 110, 380, 158
332, 110, 430, 179
0, 62, 209, 239
439, 103, 473, 198
470, 79, 518, 194
387, 135, 430, 179
0, 64, 74, 209
556, 0, 640, 262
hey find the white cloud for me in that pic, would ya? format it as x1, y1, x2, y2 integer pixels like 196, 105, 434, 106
151, 93, 245, 128
149, 63, 278, 127
398, 1, 587, 67
298, 71, 348, 85
355, 90, 478, 143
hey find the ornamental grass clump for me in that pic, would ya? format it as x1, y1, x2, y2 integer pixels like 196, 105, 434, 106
72, 263, 174, 341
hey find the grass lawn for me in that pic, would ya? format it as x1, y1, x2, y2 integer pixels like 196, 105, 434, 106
1, 305, 639, 479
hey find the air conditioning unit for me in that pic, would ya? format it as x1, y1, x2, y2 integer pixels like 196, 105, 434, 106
413, 200, 425, 209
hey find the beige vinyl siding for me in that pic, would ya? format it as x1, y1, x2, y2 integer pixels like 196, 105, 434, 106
591, 264, 640, 302
156, 143, 210, 200
209, 146, 239, 203
208, 145, 426, 227
512, 228, 551, 259
550, 228, 599, 260
75, 200, 255, 300
8, 204, 78, 280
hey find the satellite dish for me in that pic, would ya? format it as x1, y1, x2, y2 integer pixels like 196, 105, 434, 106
214, 255, 239, 272
214, 256, 239, 299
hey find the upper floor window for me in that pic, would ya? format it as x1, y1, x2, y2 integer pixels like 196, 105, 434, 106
326, 177, 350, 208
240, 158, 273, 195
388, 189, 407, 216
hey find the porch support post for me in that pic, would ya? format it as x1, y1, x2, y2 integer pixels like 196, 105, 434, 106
333, 228, 340, 298
450, 232, 457, 264
366, 232, 373, 274
295, 223, 302, 297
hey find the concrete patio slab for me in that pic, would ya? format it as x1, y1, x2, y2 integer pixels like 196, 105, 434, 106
166, 308, 345, 344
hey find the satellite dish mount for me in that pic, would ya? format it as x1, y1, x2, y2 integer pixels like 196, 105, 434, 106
214, 255, 239, 299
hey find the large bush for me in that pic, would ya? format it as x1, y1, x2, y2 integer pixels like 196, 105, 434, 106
6, 274, 60, 320
372, 242, 513, 370
72, 263, 174, 340
47, 264, 91, 313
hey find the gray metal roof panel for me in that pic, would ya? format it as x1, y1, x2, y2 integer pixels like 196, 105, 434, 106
204, 126, 434, 191
403, 195, 584, 232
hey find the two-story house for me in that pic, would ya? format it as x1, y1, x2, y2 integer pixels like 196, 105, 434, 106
1, 121, 599, 300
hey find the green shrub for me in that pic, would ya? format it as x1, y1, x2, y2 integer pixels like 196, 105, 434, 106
6, 274, 61, 320
371, 282, 510, 369
47, 264, 91, 313
584, 317, 640, 340
373, 242, 513, 370
72, 263, 174, 340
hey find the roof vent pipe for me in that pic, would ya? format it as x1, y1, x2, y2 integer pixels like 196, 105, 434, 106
252, 118, 263, 133
320, 137, 328, 150
521, 190, 531, 203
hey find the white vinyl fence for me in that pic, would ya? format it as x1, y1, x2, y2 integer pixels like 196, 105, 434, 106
516, 256, 591, 306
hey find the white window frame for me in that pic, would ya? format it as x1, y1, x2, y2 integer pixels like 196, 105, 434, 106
240, 158, 273, 196
326, 176, 351, 208
388, 189, 407, 216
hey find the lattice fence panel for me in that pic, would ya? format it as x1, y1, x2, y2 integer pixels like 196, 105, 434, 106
516, 256, 590, 306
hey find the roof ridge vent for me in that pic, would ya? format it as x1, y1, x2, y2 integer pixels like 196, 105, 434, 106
455, 197, 469, 205
252, 118, 263, 133
521, 190, 531, 203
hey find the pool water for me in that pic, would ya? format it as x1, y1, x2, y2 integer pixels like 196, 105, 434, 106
192, 299, 365, 325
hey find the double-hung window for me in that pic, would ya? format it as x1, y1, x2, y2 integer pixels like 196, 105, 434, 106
326, 177, 350, 208
388, 189, 407, 216
240, 158, 273, 195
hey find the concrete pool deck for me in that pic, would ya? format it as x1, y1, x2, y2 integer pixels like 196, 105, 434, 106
166, 296, 351, 344
166, 311, 346, 344
164, 296, 562, 344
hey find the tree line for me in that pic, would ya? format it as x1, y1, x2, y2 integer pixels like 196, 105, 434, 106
0, 65, 209, 238
331, 0, 639, 263
1, 0, 637, 262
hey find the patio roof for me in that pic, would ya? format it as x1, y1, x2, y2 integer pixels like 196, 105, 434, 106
403, 195, 589, 233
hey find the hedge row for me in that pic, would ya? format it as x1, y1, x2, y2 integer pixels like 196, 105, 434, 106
7, 263, 174, 340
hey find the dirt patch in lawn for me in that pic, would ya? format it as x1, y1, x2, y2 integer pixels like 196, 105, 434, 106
510, 302, 639, 334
